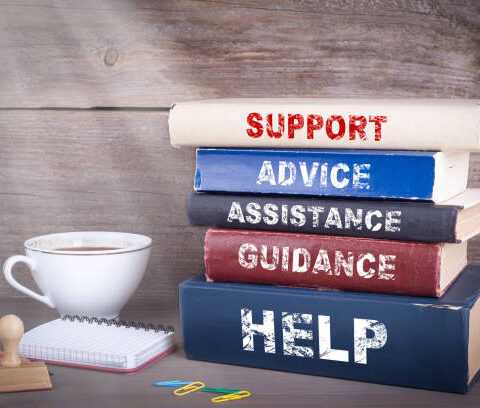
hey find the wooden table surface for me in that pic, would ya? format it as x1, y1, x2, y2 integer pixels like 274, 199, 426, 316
1, 297, 479, 408
1, 1, 480, 406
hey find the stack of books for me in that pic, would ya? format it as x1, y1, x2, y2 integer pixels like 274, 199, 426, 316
170, 99, 480, 393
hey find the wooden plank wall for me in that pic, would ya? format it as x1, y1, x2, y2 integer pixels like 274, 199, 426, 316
0, 0, 479, 306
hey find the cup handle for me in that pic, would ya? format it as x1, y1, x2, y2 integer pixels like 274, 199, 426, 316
3, 255, 55, 308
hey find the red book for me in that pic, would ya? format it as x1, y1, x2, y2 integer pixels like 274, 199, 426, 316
204, 228, 467, 297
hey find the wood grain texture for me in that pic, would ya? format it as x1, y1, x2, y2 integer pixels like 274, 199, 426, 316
1, 2, 480, 405
0, 0, 479, 108
1, 0, 480, 303
0, 110, 206, 303
0, 110, 479, 303
0, 362, 52, 393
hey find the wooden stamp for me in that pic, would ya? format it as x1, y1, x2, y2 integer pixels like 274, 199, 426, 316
0, 314, 52, 393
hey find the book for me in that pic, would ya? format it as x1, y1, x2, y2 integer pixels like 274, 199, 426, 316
18, 316, 175, 374
204, 228, 467, 297
180, 266, 480, 393
187, 189, 480, 243
194, 149, 469, 202
169, 98, 480, 151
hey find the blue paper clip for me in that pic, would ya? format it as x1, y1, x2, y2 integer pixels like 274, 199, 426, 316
154, 381, 192, 387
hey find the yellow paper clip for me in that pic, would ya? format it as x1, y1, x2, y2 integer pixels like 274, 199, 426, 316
173, 381, 205, 396
211, 390, 251, 403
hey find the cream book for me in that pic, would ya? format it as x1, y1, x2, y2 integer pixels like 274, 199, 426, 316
169, 98, 480, 151
18, 316, 175, 373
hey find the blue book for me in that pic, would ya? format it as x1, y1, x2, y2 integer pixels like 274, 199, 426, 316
194, 149, 468, 202
180, 266, 480, 393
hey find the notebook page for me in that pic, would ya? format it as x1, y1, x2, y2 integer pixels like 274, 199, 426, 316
19, 319, 174, 369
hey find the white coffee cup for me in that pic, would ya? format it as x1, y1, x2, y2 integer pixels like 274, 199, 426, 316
3, 231, 152, 319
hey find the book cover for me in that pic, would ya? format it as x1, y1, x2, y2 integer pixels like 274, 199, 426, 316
188, 191, 480, 242
204, 228, 467, 297
169, 98, 480, 151
180, 266, 480, 393
194, 149, 468, 202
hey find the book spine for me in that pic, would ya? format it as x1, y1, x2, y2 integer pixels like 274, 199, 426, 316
204, 228, 442, 296
194, 149, 436, 200
180, 275, 470, 393
169, 99, 480, 151
188, 193, 459, 242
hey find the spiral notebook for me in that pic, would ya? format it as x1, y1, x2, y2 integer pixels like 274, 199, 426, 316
18, 316, 175, 374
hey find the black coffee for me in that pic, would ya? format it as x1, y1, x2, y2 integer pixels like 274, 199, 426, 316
54, 247, 122, 251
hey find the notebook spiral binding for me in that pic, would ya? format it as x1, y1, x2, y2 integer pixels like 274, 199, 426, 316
62, 315, 174, 333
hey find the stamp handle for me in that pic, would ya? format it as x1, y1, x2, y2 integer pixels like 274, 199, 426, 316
0, 314, 24, 368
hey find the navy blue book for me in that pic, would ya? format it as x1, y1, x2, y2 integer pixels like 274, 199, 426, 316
194, 149, 468, 202
180, 266, 480, 393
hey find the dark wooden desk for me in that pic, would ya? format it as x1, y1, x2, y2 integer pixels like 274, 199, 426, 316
1, 297, 479, 408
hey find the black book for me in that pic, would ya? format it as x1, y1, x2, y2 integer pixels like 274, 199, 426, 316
187, 190, 480, 243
